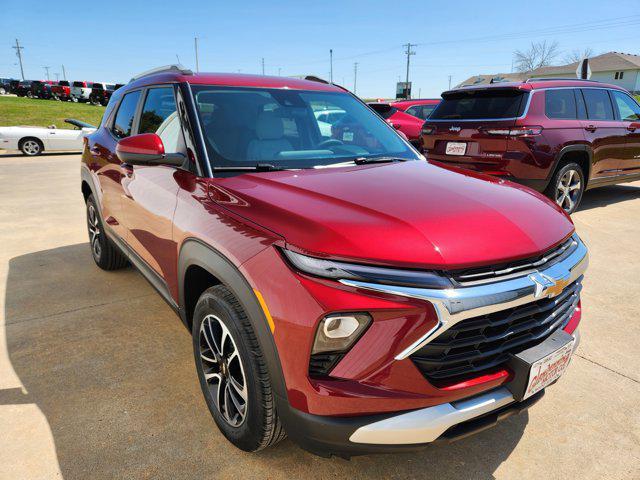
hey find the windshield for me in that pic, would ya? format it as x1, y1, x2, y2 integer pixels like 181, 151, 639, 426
430, 89, 528, 120
191, 86, 418, 169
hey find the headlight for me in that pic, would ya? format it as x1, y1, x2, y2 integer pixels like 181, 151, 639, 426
281, 249, 452, 289
312, 313, 371, 354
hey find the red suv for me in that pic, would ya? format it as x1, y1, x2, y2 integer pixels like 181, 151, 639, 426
422, 79, 640, 213
393, 98, 441, 120
81, 66, 588, 457
367, 102, 425, 146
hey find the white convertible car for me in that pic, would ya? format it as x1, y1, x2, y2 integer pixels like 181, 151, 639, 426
0, 118, 96, 156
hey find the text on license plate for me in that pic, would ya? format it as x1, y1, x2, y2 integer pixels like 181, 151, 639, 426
523, 340, 575, 400
445, 142, 466, 156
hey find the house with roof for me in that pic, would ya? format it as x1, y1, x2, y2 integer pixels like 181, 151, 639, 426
458, 52, 640, 93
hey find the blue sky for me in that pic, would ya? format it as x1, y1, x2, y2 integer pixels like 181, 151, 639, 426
1, 1, 639, 98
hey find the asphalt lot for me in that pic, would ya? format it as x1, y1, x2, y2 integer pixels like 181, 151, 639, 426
0, 153, 638, 480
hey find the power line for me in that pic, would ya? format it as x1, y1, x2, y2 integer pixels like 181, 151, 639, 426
12, 39, 25, 80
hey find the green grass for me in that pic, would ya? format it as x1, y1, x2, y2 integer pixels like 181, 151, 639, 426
0, 96, 105, 128
635, 95, 640, 103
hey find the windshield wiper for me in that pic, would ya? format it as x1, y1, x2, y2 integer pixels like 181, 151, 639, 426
213, 163, 290, 172
353, 156, 409, 165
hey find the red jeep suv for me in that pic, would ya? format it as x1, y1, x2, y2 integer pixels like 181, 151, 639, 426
81, 66, 588, 457
422, 79, 640, 213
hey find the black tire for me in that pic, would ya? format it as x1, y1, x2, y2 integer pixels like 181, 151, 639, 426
544, 161, 585, 214
19, 138, 43, 156
192, 285, 286, 452
85, 194, 128, 270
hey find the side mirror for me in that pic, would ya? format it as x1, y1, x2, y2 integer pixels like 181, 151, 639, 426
116, 133, 185, 166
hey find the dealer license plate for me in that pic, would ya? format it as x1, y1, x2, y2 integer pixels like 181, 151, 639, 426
523, 339, 575, 400
445, 142, 466, 156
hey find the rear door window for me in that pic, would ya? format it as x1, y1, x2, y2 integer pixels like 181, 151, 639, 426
430, 89, 527, 120
545, 89, 577, 119
581, 89, 615, 121
611, 90, 640, 122
112, 90, 141, 139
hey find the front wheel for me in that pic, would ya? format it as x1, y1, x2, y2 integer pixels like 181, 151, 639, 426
545, 162, 585, 214
192, 285, 285, 452
19, 138, 43, 156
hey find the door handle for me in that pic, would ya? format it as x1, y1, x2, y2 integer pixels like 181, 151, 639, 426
584, 125, 597, 132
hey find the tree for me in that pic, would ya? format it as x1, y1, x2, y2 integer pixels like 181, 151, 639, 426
564, 48, 594, 64
513, 41, 560, 73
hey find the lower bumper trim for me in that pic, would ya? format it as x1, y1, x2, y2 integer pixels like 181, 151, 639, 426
349, 386, 516, 445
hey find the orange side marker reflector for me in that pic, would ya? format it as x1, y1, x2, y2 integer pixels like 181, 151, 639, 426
254, 290, 275, 333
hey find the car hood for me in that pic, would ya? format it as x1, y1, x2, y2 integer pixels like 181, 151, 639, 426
210, 161, 574, 269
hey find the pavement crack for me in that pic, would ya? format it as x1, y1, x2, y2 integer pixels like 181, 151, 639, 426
4, 293, 158, 327
575, 353, 639, 384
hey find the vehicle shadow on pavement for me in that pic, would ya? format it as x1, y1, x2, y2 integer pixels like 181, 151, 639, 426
578, 184, 640, 211
4, 243, 527, 480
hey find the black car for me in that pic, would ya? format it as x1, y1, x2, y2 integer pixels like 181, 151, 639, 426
15, 80, 34, 97
0, 78, 16, 95
32, 80, 57, 99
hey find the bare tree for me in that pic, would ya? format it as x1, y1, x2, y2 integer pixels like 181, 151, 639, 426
563, 48, 594, 64
513, 41, 560, 73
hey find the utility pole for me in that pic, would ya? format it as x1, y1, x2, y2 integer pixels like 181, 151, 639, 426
194, 37, 199, 72
448, 75, 452, 90
353, 62, 358, 94
278, 67, 282, 76
61, 64, 67, 81
403, 43, 416, 99
329, 49, 333, 83
261, 58, 265, 75
43, 66, 50, 80
12, 39, 25, 80
54, 72, 59, 81
176, 54, 181, 64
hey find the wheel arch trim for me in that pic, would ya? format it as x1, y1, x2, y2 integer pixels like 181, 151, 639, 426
552, 144, 592, 185
178, 238, 288, 399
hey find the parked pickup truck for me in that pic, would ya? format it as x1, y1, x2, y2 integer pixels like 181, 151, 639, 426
81, 66, 587, 458
89, 82, 122, 106
15, 80, 34, 97
52, 80, 72, 101
70, 81, 94, 102
32, 80, 57, 99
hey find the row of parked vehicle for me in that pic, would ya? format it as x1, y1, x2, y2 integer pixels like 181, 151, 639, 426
0, 77, 123, 105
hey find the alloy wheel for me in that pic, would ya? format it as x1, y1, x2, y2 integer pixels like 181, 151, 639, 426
555, 169, 581, 213
87, 203, 102, 260
199, 314, 248, 427
22, 140, 40, 155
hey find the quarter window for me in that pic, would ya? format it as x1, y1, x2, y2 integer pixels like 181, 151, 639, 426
112, 90, 141, 139
581, 89, 615, 121
139, 87, 186, 153
545, 89, 577, 119
611, 90, 640, 122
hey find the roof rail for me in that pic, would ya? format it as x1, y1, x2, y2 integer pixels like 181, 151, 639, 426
525, 77, 599, 83
304, 75, 330, 84
130, 64, 193, 82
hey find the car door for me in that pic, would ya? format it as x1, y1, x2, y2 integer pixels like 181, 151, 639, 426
579, 88, 628, 179
47, 127, 85, 150
610, 89, 640, 175
119, 85, 186, 281
88, 89, 142, 242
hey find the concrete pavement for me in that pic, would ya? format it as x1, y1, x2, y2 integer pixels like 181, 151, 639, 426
0, 153, 638, 479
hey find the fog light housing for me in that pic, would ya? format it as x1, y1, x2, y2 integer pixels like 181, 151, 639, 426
311, 313, 371, 355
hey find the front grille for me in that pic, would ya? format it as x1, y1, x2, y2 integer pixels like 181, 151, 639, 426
450, 236, 577, 284
411, 278, 581, 386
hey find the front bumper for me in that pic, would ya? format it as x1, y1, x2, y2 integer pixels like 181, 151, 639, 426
279, 329, 578, 457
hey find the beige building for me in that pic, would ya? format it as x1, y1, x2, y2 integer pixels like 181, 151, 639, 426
459, 52, 640, 93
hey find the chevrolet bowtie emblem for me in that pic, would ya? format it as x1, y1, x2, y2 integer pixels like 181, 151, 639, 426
529, 272, 569, 299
